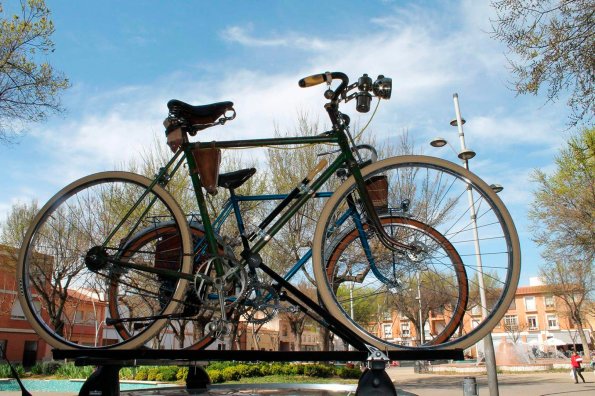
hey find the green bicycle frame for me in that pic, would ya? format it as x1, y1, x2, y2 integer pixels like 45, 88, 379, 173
183, 130, 353, 277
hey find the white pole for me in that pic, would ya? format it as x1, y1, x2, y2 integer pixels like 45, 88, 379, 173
349, 279, 354, 351
417, 271, 424, 345
453, 93, 499, 396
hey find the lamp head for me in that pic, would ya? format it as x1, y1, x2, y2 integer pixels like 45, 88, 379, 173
490, 184, 504, 193
430, 137, 448, 147
450, 118, 466, 127
458, 149, 476, 161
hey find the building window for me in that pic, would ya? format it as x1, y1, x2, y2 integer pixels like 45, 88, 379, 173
547, 314, 558, 329
527, 315, 538, 330
10, 300, 26, 320
75, 311, 84, 323
524, 296, 536, 311
504, 315, 518, 330
509, 299, 516, 310
401, 323, 410, 337
383, 324, 393, 338
544, 295, 555, 309
0, 340, 6, 358
383, 311, 392, 321
471, 305, 481, 315
472, 319, 480, 329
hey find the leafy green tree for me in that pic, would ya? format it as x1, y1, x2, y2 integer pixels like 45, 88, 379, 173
0, 0, 69, 142
490, 0, 594, 125
530, 128, 594, 360
529, 128, 594, 263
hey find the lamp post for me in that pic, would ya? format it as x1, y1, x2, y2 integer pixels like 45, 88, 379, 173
430, 93, 500, 396
416, 271, 424, 345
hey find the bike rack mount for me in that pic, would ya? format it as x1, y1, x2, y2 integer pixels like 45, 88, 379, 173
52, 347, 464, 396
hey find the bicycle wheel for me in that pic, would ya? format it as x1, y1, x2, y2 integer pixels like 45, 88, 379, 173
313, 155, 520, 350
17, 171, 192, 350
112, 221, 234, 350
325, 216, 468, 346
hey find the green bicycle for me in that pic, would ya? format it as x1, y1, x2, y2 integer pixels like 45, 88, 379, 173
16, 72, 520, 351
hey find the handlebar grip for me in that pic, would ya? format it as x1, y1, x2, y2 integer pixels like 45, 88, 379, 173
298, 73, 329, 88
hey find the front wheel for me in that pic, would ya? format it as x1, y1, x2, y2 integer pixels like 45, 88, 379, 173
16, 171, 192, 350
313, 155, 520, 350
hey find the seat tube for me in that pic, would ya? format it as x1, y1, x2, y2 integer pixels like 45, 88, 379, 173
183, 146, 224, 275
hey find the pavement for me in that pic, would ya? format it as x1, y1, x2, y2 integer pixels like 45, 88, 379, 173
1, 367, 594, 395
386, 366, 595, 395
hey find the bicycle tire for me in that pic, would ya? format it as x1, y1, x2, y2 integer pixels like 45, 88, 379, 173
16, 171, 192, 350
325, 216, 468, 346
313, 155, 520, 350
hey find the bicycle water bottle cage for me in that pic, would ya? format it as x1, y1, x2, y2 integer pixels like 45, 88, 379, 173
166, 99, 235, 135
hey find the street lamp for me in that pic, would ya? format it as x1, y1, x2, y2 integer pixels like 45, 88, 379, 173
430, 93, 501, 396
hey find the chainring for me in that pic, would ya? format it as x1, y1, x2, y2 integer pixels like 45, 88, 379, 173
240, 282, 280, 325
193, 257, 248, 311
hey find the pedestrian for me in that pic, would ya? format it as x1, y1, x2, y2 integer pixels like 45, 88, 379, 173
570, 351, 585, 384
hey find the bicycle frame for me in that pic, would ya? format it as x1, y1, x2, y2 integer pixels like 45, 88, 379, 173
200, 188, 402, 292
163, 130, 355, 278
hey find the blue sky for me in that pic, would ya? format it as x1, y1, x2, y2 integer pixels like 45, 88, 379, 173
0, 0, 575, 285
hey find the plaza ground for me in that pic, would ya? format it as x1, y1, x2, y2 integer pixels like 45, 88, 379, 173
387, 366, 595, 395
0, 366, 594, 395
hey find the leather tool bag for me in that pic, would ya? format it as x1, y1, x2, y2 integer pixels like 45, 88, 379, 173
191, 146, 221, 195
365, 175, 389, 211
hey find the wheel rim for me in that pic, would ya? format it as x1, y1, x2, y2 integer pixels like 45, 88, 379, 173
17, 172, 190, 349
325, 216, 468, 346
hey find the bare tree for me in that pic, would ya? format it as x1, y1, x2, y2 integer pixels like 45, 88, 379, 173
540, 259, 592, 359
504, 321, 526, 344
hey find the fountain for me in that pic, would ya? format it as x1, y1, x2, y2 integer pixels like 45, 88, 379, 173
495, 340, 533, 365
429, 340, 570, 373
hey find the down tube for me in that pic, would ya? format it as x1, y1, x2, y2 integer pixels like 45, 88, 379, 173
249, 153, 347, 254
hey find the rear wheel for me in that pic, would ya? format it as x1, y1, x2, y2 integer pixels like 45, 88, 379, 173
325, 216, 468, 346
17, 171, 192, 350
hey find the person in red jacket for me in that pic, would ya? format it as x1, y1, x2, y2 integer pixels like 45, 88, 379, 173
571, 351, 586, 384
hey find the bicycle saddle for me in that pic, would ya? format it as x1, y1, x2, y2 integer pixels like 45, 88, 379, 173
218, 168, 256, 190
167, 99, 234, 125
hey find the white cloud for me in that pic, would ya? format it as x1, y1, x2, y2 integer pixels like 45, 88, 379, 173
221, 25, 331, 51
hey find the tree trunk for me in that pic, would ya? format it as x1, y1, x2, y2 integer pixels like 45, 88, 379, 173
576, 321, 592, 360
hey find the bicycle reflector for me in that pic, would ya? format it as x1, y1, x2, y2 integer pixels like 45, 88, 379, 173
373, 75, 392, 99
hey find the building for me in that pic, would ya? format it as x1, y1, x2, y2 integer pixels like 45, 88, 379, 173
367, 277, 594, 356
487, 278, 593, 355
0, 244, 108, 363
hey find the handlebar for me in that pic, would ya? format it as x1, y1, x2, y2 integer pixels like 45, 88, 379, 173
299, 72, 349, 101
298, 72, 391, 112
